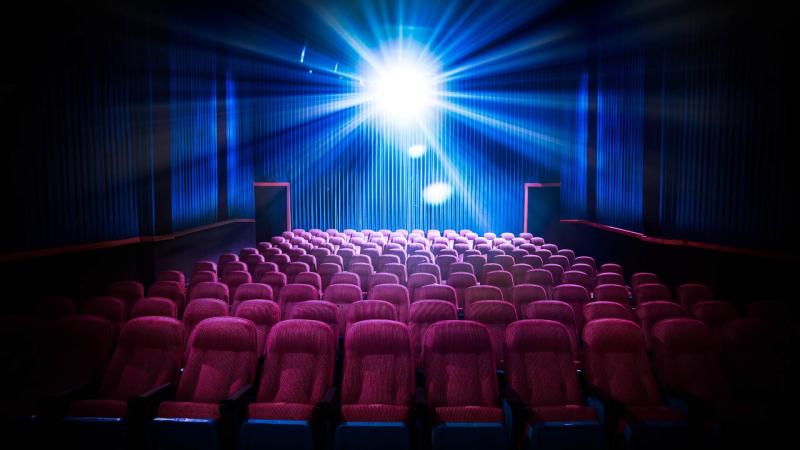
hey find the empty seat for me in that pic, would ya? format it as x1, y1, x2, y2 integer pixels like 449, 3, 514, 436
222, 261, 248, 280
151, 317, 258, 450
190, 270, 218, 288
542, 264, 564, 285
240, 320, 335, 450
510, 284, 547, 319
599, 263, 623, 276
583, 301, 637, 323
464, 300, 516, 368
463, 285, 504, 313
677, 283, 714, 311
324, 284, 363, 337
573, 256, 595, 270
182, 299, 229, 346
330, 271, 360, 287
635, 283, 672, 304
494, 255, 514, 272
284, 262, 310, 284
189, 281, 230, 304
561, 270, 593, 292
552, 284, 590, 332
630, 272, 659, 292
192, 261, 218, 275
226, 271, 253, 300
510, 264, 532, 285
129, 297, 177, 319
523, 269, 554, 296
107, 281, 145, 313
415, 263, 441, 283
636, 301, 688, 349
521, 255, 543, 269
483, 271, 513, 302
593, 284, 630, 305
435, 255, 457, 280
367, 284, 410, 323
383, 263, 408, 285
235, 300, 281, 356
368, 273, 400, 290
504, 320, 603, 450
595, 272, 625, 287
465, 255, 487, 280
232, 283, 273, 314
525, 301, 580, 362
278, 284, 320, 319
261, 272, 288, 300
407, 273, 438, 302
147, 281, 186, 317
336, 320, 415, 449
346, 301, 397, 331
547, 255, 570, 272
158, 270, 186, 291
289, 301, 339, 335
415, 284, 458, 307
349, 263, 374, 293
481, 263, 503, 280
294, 272, 322, 292
63, 317, 184, 448
583, 319, 687, 448
423, 321, 508, 450
409, 301, 458, 367
448, 262, 474, 276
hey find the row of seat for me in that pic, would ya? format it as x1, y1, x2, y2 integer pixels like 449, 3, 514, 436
6, 310, 783, 450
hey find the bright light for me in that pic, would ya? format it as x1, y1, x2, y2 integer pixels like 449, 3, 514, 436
408, 144, 426, 158
370, 63, 438, 122
423, 182, 452, 205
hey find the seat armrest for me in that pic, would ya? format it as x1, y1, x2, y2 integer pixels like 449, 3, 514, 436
583, 385, 626, 427
413, 386, 432, 424
128, 383, 174, 420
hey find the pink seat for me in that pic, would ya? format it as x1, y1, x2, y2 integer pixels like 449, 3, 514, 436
484, 271, 514, 301
324, 284, 363, 336
367, 284, 410, 322
552, 284, 590, 332
510, 284, 548, 318
407, 272, 438, 302
232, 283, 273, 313
234, 300, 280, 356
525, 301, 580, 362
677, 283, 714, 311
593, 284, 630, 305
129, 297, 177, 319
408, 300, 458, 367
345, 301, 397, 331
583, 301, 637, 323
463, 285, 504, 313
415, 284, 458, 307
294, 272, 322, 292
465, 300, 517, 368
189, 281, 230, 304
278, 283, 320, 319
288, 301, 339, 335
636, 301, 688, 349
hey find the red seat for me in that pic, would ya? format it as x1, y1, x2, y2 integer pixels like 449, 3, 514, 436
583, 301, 636, 324
329, 271, 360, 287
636, 301, 688, 349
368, 273, 400, 290
415, 284, 458, 307
260, 272, 287, 300
677, 283, 714, 311
463, 285, 504, 313
510, 284, 547, 318
523, 269, 554, 297
129, 297, 177, 319
232, 283, 273, 314
552, 284, 590, 332
465, 300, 517, 368
367, 284, 410, 322
635, 283, 672, 304
107, 281, 145, 314
148, 281, 186, 317
407, 272, 438, 302
81, 297, 127, 334
182, 299, 229, 346
483, 271, 514, 302
409, 301, 458, 367
561, 270, 593, 292
189, 281, 230, 304
599, 263, 623, 276
593, 284, 629, 305
278, 283, 320, 319
346, 301, 397, 331
234, 300, 280, 356
595, 272, 625, 287
525, 301, 580, 362
294, 272, 322, 292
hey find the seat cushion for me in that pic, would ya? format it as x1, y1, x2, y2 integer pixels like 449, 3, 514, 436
68, 399, 128, 418
529, 405, 597, 423
157, 401, 220, 419
626, 406, 684, 423
248, 402, 315, 421
435, 406, 503, 423
341, 404, 410, 422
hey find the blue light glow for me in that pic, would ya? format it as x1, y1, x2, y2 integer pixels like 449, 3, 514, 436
423, 183, 453, 205
408, 144, 426, 158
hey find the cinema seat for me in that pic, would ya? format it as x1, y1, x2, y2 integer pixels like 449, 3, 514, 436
636, 301, 688, 349
583, 301, 637, 324
232, 283, 273, 314
408, 301, 458, 367
294, 272, 323, 292
369, 273, 400, 290
147, 281, 186, 317
278, 283, 320, 319
261, 272, 288, 300
552, 284, 590, 332
523, 269, 554, 297
583, 319, 688, 449
368, 284, 410, 323
415, 284, 458, 307
62, 317, 184, 450
484, 271, 514, 302
525, 301, 580, 363
463, 286, 503, 313
225, 271, 253, 300
595, 272, 625, 287
239, 320, 335, 450
158, 270, 186, 292
289, 301, 339, 335
189, 281, 230, 305
509, 284, 546, 319
182, 299, 228, 347
635, 283, 672, 304
335, 320, 415, 450
107, 281, 145, 314
81, 296, 127, 335
346, 300, 398, 331
422, 321, 508, 450
593, 284, 630, 305
234, 300, 281, 356
561, 270, 593, 292
504, 320, 604, 450
465, 300, 517, 369
284, 262, 310, 284
129, 297, 178, 319
676, 284, 714, 311
521, 255, 543, 269
150, 317, 258, 450
599, 263, 624, 277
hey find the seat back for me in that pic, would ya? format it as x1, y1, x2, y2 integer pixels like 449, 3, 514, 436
99, 317, 184, 400
234, 300, 280, 356
232, 283, 273, 313
330, 271, 360, 287
505, 320, 583, 407
510, 284, 547, 319
593, 284, 629, 305
523, 269, 554, 296
465, 301, 517, 368
651, 319, 730, 406
583, 319, 662, 406
129, 297, 177, 319
289, 301, 339, 335
346, 300, 397, 331
294, 272, 323, 292
484, 271, 514, 301
409, 300, 458, 367
676, 284, 714, 311
261, 272, 288, 300
367, 284, 410, 322
583, 301, 636, 323
525, 301, 580, 361
552, 284, 590, 331
415, 284, 458, 307
635, 283, 672, 304
463, 285, 503, 313
407, 273, 438, 302
341, 320, 414, 412
599, 263, 623, 276
278, 283, 320, 318
636, 301, 687, 349
81, 297, 127, 332
148, 281, 186, 316
691, 301, 740, 328
423, 321, 499, 409
182, 299, 229, 342
177, 317, 258, 403
107, 281, 145, 313
189, 281, 230, 304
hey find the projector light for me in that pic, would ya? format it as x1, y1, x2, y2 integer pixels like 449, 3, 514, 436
370, 62, 438, 122
423, 182, 452, 205
408, 144, 426, 158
